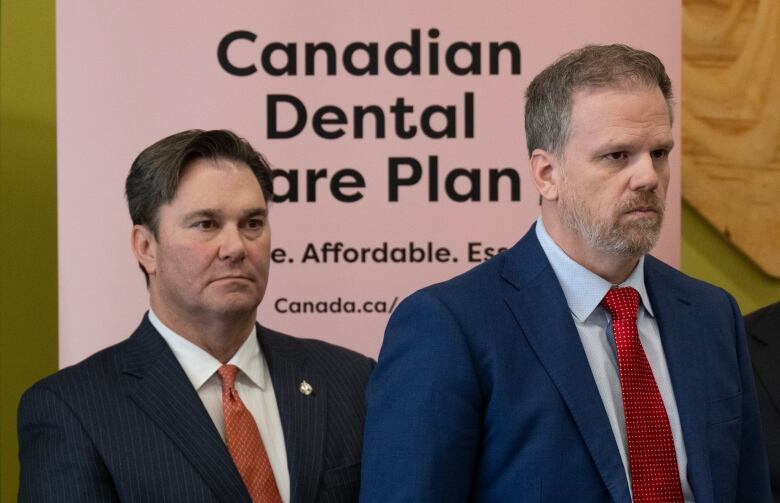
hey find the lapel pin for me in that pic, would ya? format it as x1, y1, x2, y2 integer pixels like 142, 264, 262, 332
299, 380, 313, 396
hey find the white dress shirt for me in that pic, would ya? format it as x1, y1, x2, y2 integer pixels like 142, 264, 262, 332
149, 310, 290, 503
535, 219, 694, 502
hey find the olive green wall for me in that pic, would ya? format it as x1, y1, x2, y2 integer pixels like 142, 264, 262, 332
682, 203, 780, 314
1, 1, 779, 500
0, 0, 58, 501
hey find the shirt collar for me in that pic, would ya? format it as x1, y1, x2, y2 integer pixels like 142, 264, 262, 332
534, 217, 654, 322
148, 309, 266, 390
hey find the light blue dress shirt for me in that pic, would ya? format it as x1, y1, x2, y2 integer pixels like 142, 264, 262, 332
535, 218, 694, 502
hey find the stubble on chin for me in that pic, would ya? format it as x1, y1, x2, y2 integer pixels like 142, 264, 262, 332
558, 187, 665, 259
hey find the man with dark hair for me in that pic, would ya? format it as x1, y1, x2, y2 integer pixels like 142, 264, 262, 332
18, 129, 374, 503
361, 45, 771, 502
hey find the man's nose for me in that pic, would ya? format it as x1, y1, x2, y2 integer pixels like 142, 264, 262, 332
629, 152, 660, 192
218, 224, 247, 261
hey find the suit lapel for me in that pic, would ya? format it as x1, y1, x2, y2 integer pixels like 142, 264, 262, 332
644, 258, 713, 502
501, 229, 631, 503
260, 327, 326, 503
121, 317, 250, 503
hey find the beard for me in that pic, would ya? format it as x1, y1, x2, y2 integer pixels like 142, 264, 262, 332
557, 173, 665, 259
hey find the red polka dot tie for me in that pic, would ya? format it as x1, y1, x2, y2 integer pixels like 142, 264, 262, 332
601, 287, 683, 503
218, 364, 282, 503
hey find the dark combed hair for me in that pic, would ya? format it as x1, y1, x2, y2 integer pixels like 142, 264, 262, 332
126, 129, 274, 236
125, 129, 274, 284
524, 44, 673, 157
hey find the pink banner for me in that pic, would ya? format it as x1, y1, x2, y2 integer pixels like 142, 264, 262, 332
57, 1, 681, 365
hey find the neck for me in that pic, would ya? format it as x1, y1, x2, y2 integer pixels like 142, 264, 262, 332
541, 214, 640, 285
150, 300, 256, 363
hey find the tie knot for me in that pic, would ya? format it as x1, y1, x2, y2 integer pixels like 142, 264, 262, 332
601, 286, 640, 321
217, 364, 239, 391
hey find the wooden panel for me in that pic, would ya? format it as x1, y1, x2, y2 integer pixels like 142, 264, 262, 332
682, 0, 780, 277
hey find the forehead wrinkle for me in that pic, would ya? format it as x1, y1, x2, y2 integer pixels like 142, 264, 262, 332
599, 127, 671, 148
568, 86, 669, 129
572, 113, 672, 154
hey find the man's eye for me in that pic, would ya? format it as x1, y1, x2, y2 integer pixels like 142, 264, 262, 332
246, 218, 265, 229
651, 149, 669, 159
195, 220, 216, 230
605, 152, 628, 161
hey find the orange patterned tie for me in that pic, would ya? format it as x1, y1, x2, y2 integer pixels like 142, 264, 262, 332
601, 287, 683, 503
218, 364, 282, 503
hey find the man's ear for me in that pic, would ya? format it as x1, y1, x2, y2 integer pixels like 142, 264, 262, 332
529, 148, 561, 202
131, 225, 158, 277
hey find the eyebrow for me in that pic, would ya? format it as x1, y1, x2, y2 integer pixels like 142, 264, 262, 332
600, 139, 675, 153
183, 207, 268, 221
244, 208, 269, 219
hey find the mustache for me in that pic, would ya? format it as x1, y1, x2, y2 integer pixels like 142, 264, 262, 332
620, 192, 665, 214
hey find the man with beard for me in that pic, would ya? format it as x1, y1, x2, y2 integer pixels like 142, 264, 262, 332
360, 45, 771, 502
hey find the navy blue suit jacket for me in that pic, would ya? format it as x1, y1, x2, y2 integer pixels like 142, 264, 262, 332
360, 226, 771, 502
18, 317, 374, 503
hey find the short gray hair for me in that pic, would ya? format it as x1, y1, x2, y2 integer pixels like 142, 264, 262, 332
524, 44, 673, 157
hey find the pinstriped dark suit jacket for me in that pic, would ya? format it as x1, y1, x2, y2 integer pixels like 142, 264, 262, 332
17, 315, 375, 503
